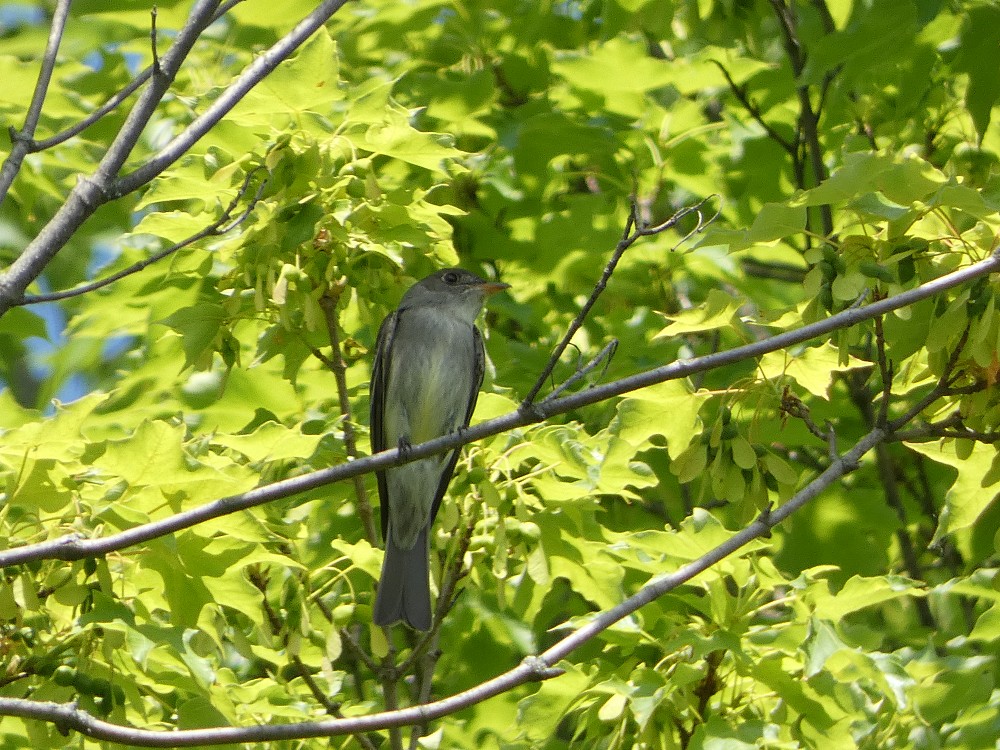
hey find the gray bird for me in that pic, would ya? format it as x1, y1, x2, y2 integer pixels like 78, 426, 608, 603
370, 268, 509, 630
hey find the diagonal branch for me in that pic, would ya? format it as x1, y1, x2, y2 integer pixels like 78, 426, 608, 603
1, 249, 997, 570
0, 0, 349, 317
541, 339, 618, 403
318, 283, 380, 546
0, 0, 73, 205
14, 167, 268, 305
521, 196, 718, 407
710, 60, 797, 156
0, 0, 223, 314
110, 0, 351, 198
29, 0, 247, 153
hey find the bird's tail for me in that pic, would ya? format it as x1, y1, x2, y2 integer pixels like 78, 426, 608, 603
373, 526, 432, 631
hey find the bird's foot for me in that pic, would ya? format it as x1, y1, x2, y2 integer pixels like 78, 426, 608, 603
397, 436, 413, 460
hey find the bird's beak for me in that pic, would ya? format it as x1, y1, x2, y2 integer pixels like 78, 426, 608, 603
479, 281, 510, 296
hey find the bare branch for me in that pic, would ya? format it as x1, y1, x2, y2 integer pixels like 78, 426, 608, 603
32, 72, 152, 151
15, 167, 268, 305
0, 0, 349, 316
110, 0, 352, 198
0, 0, 223, 314
30, 1, 246, 152
150, 6, 161, 74
711, 60, 797, 156
319, 283, 379, 546
0, 0, 72, 205
889, 326, 973, 431
1, 249, 997, 570
521, 196, 718, 408
541, 339, 618, 403
872, 298, 893, 427
766, 0, 834, 236
892, 412, 1000, 444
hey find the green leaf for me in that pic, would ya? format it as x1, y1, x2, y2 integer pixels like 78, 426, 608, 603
96, 419, 188, 488
759, 343, 871, 399
969, 603, 1000, 642
655, 289, 744, 337
952, 6, 1000, 139
611, 380, 710, 459
358, 121, 465, 175
159, 302, 226, 368
730, 435, 757, 469
906, 440, 997, 561
229, 27, 343, 121
797, 152, 947, 206
748, 203, 807, 244
212, 421, 323, 463
809, 574, 920, 621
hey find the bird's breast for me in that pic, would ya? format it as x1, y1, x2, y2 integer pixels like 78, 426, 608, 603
385, 309, 477, 445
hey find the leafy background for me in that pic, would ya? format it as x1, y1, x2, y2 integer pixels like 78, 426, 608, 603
0, 0, 999, 748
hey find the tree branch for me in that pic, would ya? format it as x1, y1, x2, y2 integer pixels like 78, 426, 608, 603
28, 0, 246, 153
521, 196, 718, 407
767, 0, 834, 236
0, 0, 72, 205
319, 283, 379, 546
1, 249, 997, 570
0, 0, 349, 316
109, 0, 351, 198
541, 339, 618, 404
14, 167, 267, 305
711, 60, 797, 156
0, 0, 223, 314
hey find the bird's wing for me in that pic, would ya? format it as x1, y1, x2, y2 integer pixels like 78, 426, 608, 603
371, 309, 400, 543
429, 325, 486, 524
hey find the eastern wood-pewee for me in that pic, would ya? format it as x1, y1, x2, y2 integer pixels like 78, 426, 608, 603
370, 268, 508, 630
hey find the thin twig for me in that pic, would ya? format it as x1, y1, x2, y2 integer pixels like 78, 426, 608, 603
150, 6, 161, 74
397, 510, 479, 676
768, 0, 834, 236
521, 196, 717, 407
847, 327, 974, 630
0, 0, 348, 316
110, 0, 352, 198
889, 326, 972, 431
30, 0, 246, 152
541, 339, 618, 403
895, 425, 997, 443
340, 626, 380, 674
409, 639, 443, 749
379, 636, 404, 750
293, 655, 380, 750
711, 60, 796, 155
33, 73, 152, 151
872, 296, 893, 427
248, 570, 380, 750
319, 285, 379, 546
15, 167, 268, 305
0, 0, 224, 314
0, 0, 73, 206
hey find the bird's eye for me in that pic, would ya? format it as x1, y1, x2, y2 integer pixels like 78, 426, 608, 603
443, 271, 459, 284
